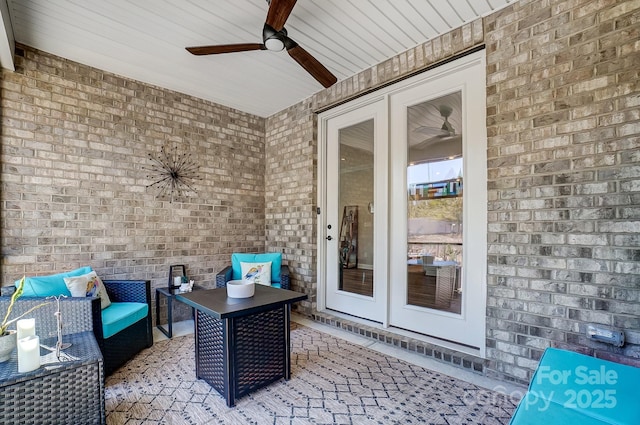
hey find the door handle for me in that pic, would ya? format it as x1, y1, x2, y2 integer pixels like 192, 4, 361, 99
326, 236, 333, 241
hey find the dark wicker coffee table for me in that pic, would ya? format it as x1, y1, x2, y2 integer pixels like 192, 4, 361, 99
176, 285, 307, 407
0, 331, 104, 424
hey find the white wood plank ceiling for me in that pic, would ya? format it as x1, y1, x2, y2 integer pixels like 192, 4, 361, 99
4, 0, 512, 117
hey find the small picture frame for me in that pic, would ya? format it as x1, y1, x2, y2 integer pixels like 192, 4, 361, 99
168, 265, 186, 289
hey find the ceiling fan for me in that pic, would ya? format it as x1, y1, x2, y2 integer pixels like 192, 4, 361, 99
185, 0, 338, 88
414, 105, 457, 138
411, 104, 461, 154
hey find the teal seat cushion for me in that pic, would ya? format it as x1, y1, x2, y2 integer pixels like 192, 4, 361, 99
101, 302, 148, 339
510, 347, 640, 425
231, 253, 282, 283
510, 399, 612, 425
19, 266, 93, 297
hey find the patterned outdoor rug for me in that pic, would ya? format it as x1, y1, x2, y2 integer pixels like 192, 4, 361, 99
105, 324, 517, 424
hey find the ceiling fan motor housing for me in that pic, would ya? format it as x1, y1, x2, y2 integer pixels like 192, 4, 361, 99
438, 105, 455, 134
263, 24, 285, 51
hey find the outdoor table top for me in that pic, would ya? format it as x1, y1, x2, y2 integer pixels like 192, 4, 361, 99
176, 285, 307, 320
0, 331, 101, 386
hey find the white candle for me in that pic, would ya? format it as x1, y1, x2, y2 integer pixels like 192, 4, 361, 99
16, 318, 35, 341
173, 276, 182, 286
17, 335, 40, 373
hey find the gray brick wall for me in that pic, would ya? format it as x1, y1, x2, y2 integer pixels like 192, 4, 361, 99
265, 0, 639, 384
265, 100, 317, 313
484, 0, 640, 383
1, 46, 266, 324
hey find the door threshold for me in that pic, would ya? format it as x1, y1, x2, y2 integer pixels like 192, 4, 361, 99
387, 324, 481, 356
325, 308, 383, 326
318, 308, 483, 359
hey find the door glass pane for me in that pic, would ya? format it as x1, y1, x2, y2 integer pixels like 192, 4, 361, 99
406, 92, 463, 314
338, 120, 374, 296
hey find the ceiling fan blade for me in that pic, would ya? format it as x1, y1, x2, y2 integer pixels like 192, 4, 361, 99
286, 44, 337, 88
412, 134, 462, 151
414, 126, 449, 137
266, 0, 297, 31
186, 43, 265, 55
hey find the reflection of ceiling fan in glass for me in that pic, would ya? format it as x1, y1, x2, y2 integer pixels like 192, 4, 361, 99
414, 104, 456, 138
412, 104, 460, 151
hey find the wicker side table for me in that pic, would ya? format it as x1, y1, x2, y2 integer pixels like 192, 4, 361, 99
0, 331, 105, 425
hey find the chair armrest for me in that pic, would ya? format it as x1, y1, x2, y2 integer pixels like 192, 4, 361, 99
0, 297, 98, 336
216, 266, 233, 288
0, 286, 16, 296
280, 265, 290, 290
102, 280, 151, 304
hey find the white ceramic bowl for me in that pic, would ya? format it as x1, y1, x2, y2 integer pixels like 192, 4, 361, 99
226, 280, 255, 298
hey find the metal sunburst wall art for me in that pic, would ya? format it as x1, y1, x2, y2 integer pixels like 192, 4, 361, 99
145, 144, 202, 203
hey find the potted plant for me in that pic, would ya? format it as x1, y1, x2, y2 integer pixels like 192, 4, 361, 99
0, 277, 51, 362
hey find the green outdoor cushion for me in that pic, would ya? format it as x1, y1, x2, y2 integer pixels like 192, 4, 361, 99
19, 266, 93, 297
101, 302, 148, 339
231, 253, 282, 283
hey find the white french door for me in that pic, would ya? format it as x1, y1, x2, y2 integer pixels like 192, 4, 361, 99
318, 50, 487, 355
321, 99, 388, 322
388, 53, 487, 350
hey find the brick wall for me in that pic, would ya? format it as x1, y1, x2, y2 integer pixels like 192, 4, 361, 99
484, 0, 640, 382
264, 100, 317, 312
1, 46, 266, 323
265, 0, 639, 384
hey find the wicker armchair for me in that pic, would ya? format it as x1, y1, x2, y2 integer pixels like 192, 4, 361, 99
2, 279, 153, 376
216, 263, 290, 289
215, 252, 290, 290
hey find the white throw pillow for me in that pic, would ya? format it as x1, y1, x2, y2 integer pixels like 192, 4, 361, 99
64, 271, 112, 309
240, 261, 272, 286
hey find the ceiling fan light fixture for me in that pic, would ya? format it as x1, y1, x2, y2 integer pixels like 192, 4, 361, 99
265, 36, 285, 51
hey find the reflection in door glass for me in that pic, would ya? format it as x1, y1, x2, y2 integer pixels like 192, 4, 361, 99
338, 120, 374, 297
406, 92, 463, 314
